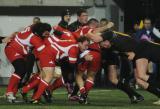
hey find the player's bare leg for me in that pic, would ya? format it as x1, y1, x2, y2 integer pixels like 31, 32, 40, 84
31, 67, 57, 103
108, 65, 144, 103
136, 59, 160, 98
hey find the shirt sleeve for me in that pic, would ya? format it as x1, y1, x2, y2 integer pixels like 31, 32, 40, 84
68, 46, 79, 64
30, 35, 45, 52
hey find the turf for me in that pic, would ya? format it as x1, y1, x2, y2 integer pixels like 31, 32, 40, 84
0, 87, 160, 109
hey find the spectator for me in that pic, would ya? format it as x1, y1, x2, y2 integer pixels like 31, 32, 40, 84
135, 18, 155, 41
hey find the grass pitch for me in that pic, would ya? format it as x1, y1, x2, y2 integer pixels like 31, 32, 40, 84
0, 87, 159, 109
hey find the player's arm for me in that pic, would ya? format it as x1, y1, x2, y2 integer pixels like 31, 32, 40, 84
85, 32, 103, 42
93, 22, 114, 33
0, 36, 5, 43
0, 32, 17, 43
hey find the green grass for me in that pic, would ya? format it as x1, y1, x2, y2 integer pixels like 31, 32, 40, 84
0, 87, 160, 109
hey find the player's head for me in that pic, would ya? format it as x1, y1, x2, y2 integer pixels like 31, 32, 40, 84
77, 36, 90, 52
101, 31, 115, 41
77, 8, 88, 24
31, 22, 51, 39
100, 40, 111, 49
33, 17, 41, 24
100, 31, 115, 48
61, 9, 71, 23
100, 18, 108, 27
88, 18, 99, 29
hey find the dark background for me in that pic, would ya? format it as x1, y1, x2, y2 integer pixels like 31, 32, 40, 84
114, 0, 160, 32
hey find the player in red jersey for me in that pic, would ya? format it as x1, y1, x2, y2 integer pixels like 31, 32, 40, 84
29, 34, 90, 104
5, 23, 51, 103
69, 9, 114, 104
18, 17, 42, 89
49, 10, 79, 100
20, 11, 76, 102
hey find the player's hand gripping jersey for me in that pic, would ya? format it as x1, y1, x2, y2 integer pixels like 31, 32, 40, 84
53, 25, 76, 42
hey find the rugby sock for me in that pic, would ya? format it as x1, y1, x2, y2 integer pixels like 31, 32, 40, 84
147, 74, 156, 86
71, 84, 79, 96
7, 73, 21, 94
130, 89, 142, 97
147, 85, 160, 98
117, 80, 133, 98
49, 77, 64, 92
118, 78, 142, 97
13, 85, 18, 96
29, 73, 40, 83
85, 79, 94, 93
80, 87, 86, 94
32, 79, 49, 100
22, 75, 40, 93
31, 87, 38, 99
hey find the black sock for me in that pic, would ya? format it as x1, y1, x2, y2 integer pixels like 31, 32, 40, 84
117, 79, 142, 98
131, 90, 142, 97
117, 80, 133, 98
147, 74, 156, 86
71, 84, 79, 96
147, 85, 160, 98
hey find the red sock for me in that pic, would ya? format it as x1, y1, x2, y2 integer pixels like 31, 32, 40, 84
28, 73, 39, 83
31, 86, 38, 99
80, 87, 86, 94
32, 79, 49, 100
84, 79, 94, 93
22, 75, 40, 93
13, 86, 18, 96
6, 73, 21, 94
48, 77, 64, 92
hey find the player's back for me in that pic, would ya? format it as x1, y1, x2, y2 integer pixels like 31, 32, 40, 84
44, 35, 78, 59
136, 41, 160, 63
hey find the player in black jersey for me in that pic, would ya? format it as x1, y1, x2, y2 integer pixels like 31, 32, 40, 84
100, 31, 160, 104
101, 47, 144, 103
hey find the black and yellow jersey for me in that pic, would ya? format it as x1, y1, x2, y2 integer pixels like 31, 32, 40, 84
110, 34, 160, 63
